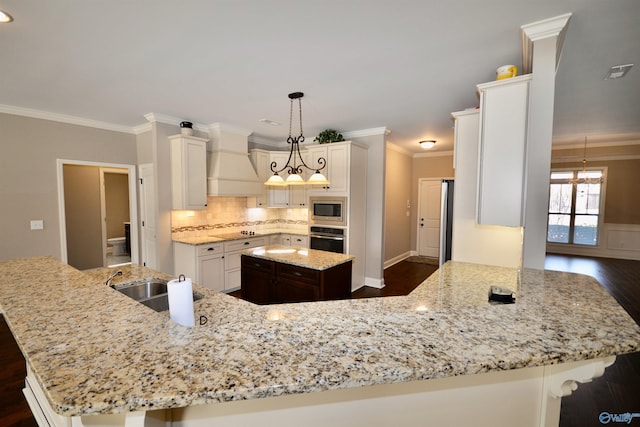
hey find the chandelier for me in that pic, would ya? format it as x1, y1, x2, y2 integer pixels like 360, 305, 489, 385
264, 92, 329, 186
569, 136, 602, 185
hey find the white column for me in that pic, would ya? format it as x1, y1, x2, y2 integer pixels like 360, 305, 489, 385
520, 14, 572, 269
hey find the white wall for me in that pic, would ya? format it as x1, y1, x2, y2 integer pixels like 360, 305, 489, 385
0, 113, 137, 261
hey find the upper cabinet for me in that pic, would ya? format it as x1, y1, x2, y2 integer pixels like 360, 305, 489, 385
170, 134, 208, 210
476, 75, 532, 227
248, 141, 362, 207
248, 149, 270, 207
307, 142, 350, 195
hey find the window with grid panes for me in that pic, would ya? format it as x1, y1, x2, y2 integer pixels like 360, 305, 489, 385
547, 169, 603, 246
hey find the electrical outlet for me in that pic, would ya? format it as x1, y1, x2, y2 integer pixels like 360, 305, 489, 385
30, 220, 44, 230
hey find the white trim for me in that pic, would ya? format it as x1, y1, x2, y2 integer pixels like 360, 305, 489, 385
521, 13, 572, 74
552, 153, 640, 163
385, 142, 412, 156
0, 103, 135, 133
57, 159, 139, 266
413, 150, 454, 159
547, 223, 640, 261
208, 122, 253, 137
343, 127, 390, 139
364, 276, 385, 289
144, 112, 209, 134
384, 251, 411, 269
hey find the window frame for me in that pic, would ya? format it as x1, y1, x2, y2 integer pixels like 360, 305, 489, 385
546, 166, 608, 247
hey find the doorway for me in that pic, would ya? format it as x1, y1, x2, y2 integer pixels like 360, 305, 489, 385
417, 179, 442, 258
101, 168, 131, 267
57, 159, 138, 270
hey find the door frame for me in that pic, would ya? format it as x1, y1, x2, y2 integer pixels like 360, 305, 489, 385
416, 177, 454, 259
56, 159, 139, 266
100, 167, 130, 267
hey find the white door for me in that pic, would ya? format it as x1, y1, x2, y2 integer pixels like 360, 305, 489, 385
139, 163, 157, 269
418, 179, 442, 258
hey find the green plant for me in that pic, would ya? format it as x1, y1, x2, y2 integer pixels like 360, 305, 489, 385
314, 129, 344, 144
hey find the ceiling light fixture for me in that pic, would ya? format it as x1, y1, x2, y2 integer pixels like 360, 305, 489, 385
604, 64, 633, 80
265, 92, 329, 187
0, 10, 13, 23
259, 118, 281, 126
419, 140, 436, 149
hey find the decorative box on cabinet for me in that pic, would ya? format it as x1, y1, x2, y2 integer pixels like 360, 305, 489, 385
169, 134, 208, 210
174, 242, 224, 292
476, 75, 532, 227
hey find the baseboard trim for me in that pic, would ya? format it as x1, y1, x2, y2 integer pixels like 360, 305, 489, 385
384, 251, 412, 269
364, 277, 385, 289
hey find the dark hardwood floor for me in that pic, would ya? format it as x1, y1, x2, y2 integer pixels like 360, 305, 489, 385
1, 254, 638, 426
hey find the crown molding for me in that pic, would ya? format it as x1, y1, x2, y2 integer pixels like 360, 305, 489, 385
552, 153, 640, 163
552, 133, 640, 148
208, 122, 253, 137
386, 142, 413, 156
343, 127, 390, 139
413, 150, 454, 159
521, 13, 572, 74
143, 112, 208, 133
0, 103, 135, 133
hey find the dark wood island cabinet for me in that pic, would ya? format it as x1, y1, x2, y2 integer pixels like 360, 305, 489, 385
241, 245, 353, 305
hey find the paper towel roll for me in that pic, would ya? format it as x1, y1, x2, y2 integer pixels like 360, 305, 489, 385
167, 276, 195, 327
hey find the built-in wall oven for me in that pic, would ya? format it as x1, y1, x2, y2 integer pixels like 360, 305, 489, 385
309, 226, 345, 254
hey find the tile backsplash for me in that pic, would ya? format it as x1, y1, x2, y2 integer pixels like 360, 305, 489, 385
171, 197, 308, 238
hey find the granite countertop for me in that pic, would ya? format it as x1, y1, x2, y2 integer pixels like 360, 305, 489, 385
242, 245, 354, 270
173, 229, 308, 246
1, 257, 639, 417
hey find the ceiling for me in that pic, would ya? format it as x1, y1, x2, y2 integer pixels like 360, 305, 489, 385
0, 0, 638, 154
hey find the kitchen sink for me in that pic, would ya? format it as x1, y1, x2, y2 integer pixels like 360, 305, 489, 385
110, 278, 203, 312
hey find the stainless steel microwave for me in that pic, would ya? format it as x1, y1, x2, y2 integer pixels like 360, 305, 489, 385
309, 196, 347, 226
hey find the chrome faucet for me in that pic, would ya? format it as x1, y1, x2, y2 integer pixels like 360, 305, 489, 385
105, 270, 123, 286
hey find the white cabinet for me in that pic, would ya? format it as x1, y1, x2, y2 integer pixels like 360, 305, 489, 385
170, 134, 208, 210
278, 233, 309, 248
476, 75, 532, 227
174, 242, 224, 291
248, 149, 269, 207
307, 143, 349, 195
268, 152, 291, 207
257, 150, 310, 208
223, 236, 267, 291
290, 234, 309, 248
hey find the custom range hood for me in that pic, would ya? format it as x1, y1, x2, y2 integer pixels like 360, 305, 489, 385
207, 123, 262, 196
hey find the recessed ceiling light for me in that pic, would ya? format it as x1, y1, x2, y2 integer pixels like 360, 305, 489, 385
604, 64, 633, 80
0, 10, 13, 23
259, 118, 281, 126
419, 140, 436, 149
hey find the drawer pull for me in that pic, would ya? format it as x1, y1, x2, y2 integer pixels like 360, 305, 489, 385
244, 242, 250, 245
207, 247, 214, 251
293, 271, 302, 276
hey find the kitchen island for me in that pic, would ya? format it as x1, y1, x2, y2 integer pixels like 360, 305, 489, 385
241, 245, 353, 304
1, 256, 639, 427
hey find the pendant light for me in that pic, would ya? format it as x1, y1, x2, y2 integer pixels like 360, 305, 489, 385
569, 136, 602, 185
265, 92, 329, 186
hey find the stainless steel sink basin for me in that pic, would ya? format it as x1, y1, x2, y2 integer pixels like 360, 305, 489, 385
115, 280, 168, 300
111, 278, 203, 312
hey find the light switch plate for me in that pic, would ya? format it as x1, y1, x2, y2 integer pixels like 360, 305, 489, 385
30, 220, 44, 230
